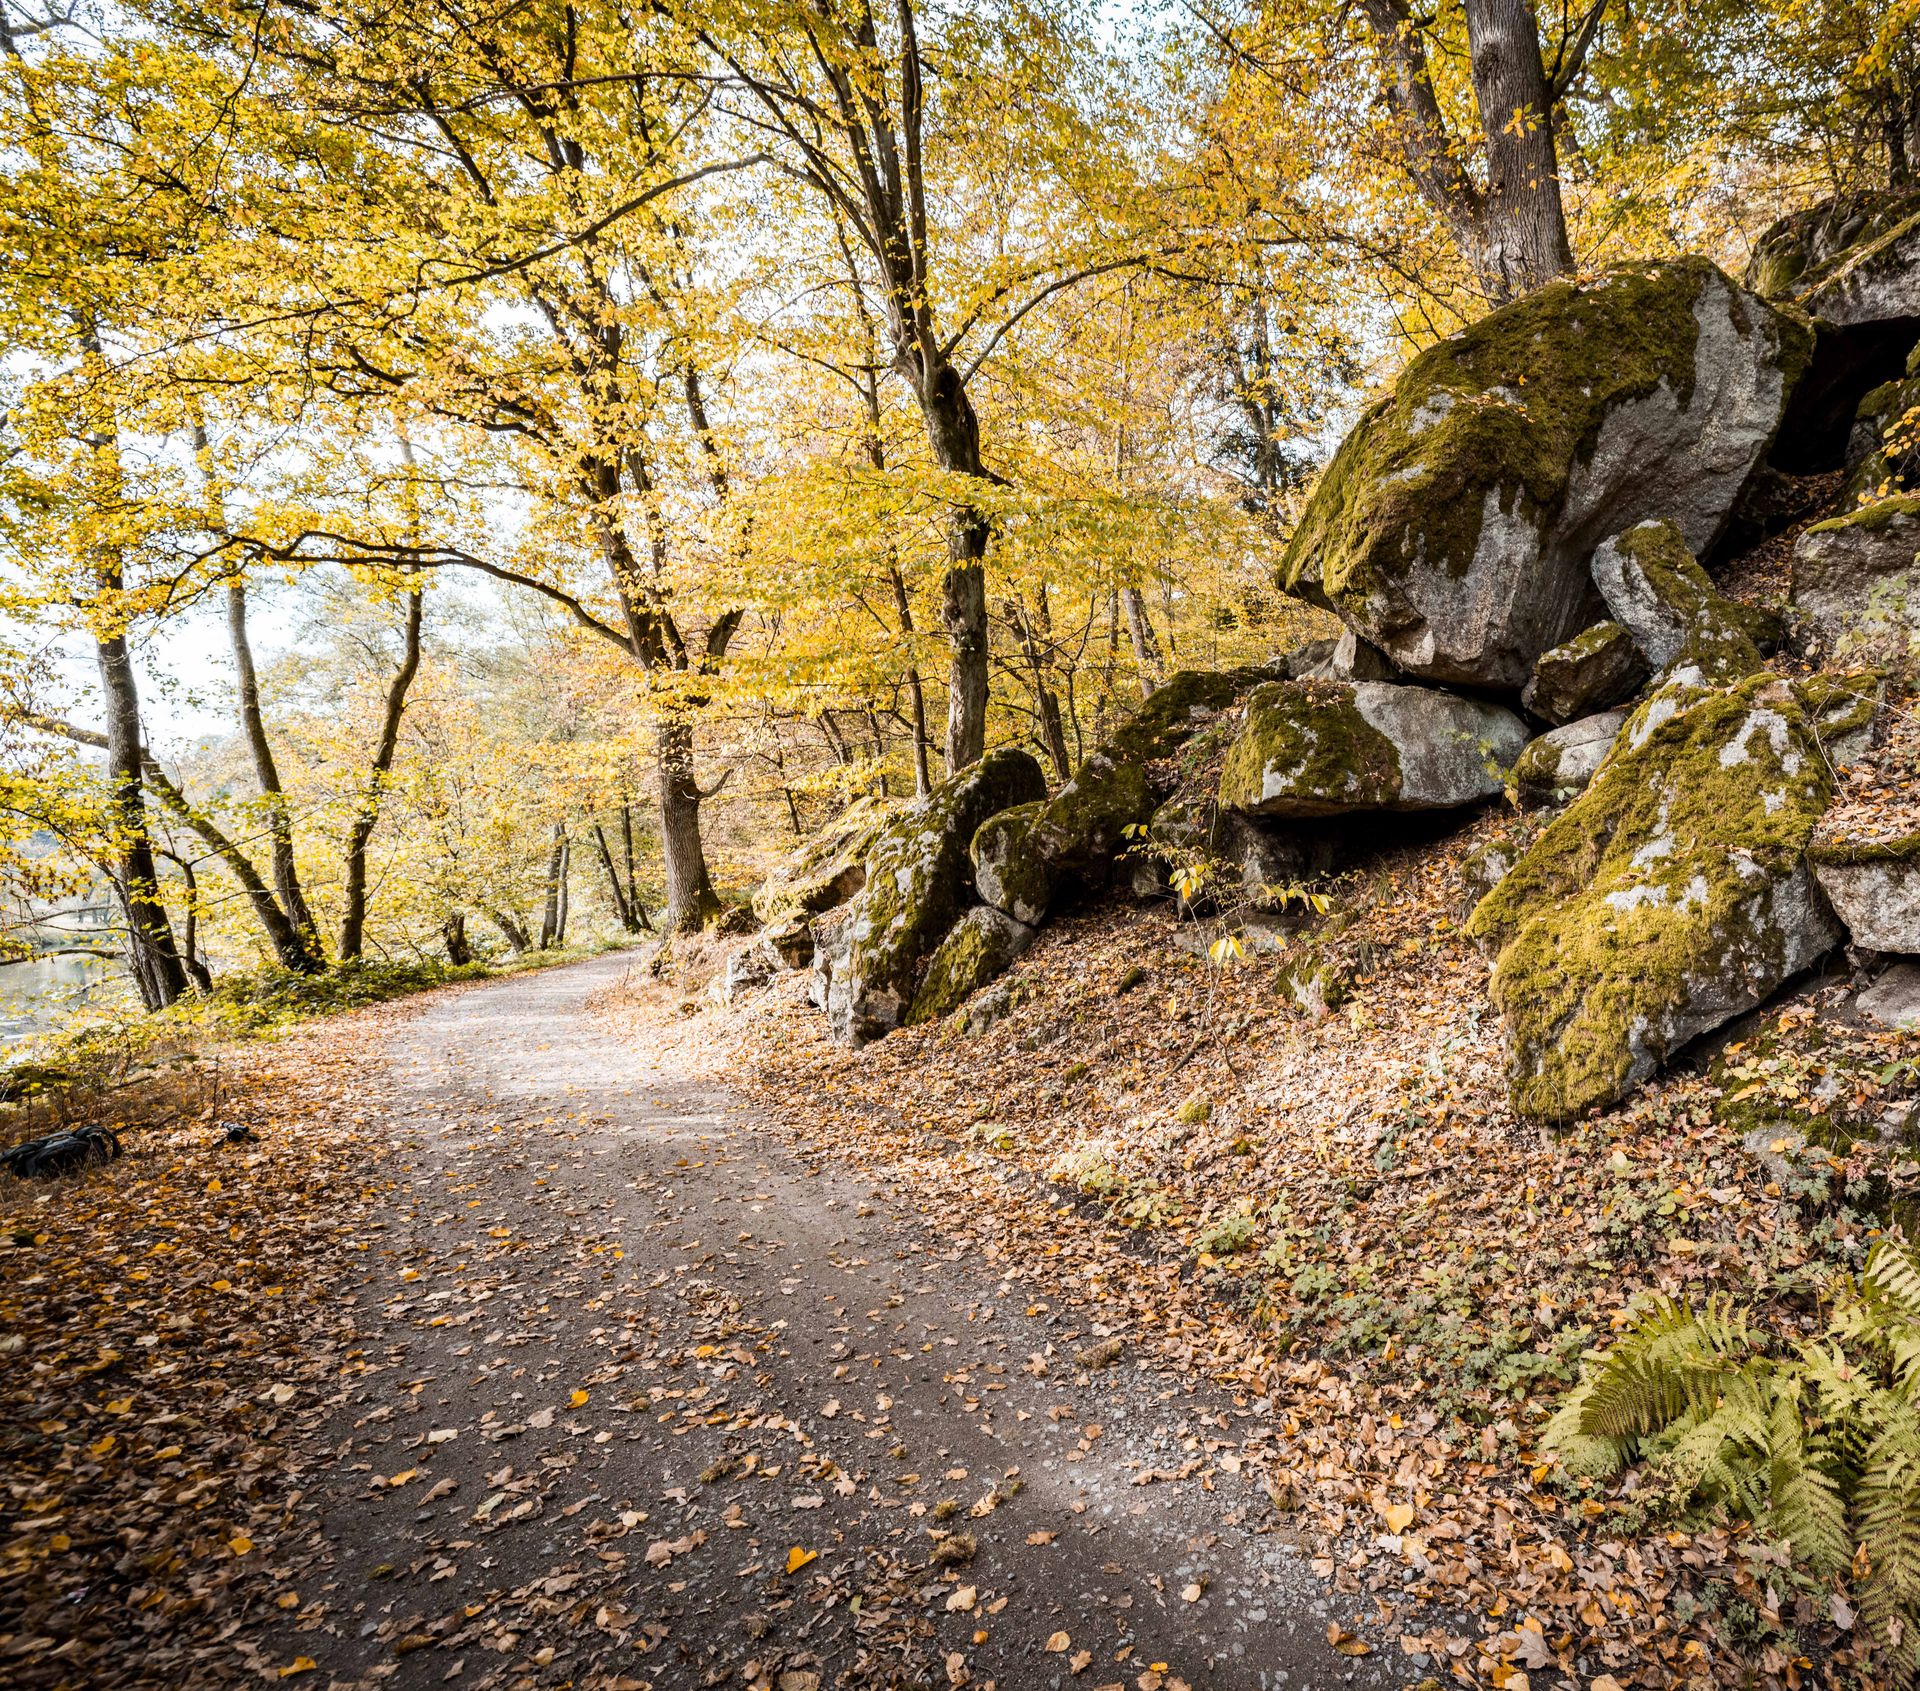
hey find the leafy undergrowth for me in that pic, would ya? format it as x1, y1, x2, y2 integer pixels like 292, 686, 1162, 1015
677, 811, 1920, 1690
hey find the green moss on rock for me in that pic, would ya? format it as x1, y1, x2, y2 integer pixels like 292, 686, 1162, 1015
1592, 519, 1763, 682
1467, 674, 1840, 1123
752, 794, 897, 927
973, 668, 1259, 923
908, 906, 1037, 1025
1279, 260, 1809, 687
1219, 679, 1526, 816
829, 748, 1047, 1045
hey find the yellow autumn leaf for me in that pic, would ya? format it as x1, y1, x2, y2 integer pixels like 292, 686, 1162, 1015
786, 1546, 817, 1574
229, 1535, 254, 1555
278, 1658, 317, 1679
1384, 1502, 1415, 1533
570, 1389, 589, 1406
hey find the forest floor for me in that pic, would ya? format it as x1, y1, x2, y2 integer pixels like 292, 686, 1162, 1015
1, 952, 1397, 1691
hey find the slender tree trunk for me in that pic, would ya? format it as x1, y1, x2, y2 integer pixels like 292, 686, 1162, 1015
226, 576, 321, 966
888, 566, 933, 796
95, 632, 188, 1010
592, 823, 639, 931
156, 848, 212, 992
1121, 589, 1163, 698
338, 585, 424, 963
620, 800, 639, 911
657, 718, 721, 933
554, 840, 570, 945
1463, 0, 1575, 298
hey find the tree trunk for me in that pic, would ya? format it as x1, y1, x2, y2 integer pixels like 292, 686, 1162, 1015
1462, 0, 1575, 298
887, 565, 933, 797
592, 823, 639, 931
338, 584, 424, 963
226, 577, 321, 967
657, 718, 721, 933
554, 839, 570, 945
1121, 589, 1163, 698
95, 631, 189, 1010
156, 848, 213, 992
442, 911, 472, 965
488, 908, 531, 954
539, 825, 566, 949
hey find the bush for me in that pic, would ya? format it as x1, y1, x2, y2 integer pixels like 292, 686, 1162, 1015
1546, 1238, 1920, 1684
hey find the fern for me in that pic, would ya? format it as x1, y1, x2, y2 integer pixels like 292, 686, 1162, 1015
1546, 1241, 1920, 1685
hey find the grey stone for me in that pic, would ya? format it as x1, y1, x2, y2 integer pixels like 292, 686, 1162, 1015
1591, 520, 1764, 681
1521, 622, 1648, 724
1510, 710, 1627, 807
908, 906, 1038, 1024
1859, 963, 1920, 1031
1791, 496, 1920, 662
1810, 846, 1920, 954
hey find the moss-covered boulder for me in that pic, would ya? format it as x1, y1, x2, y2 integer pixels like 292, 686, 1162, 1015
1521, 621, 1647, 724
1810, 830, 1920, 953
1798, 668, 1886, 768
1791, 495, 1920, 662
1510, 710, 1626, 808
1218, 679, 1527, 817
907, 906, 1038, 1024
1747, 190, 1920, 310
1591, 519, 1765, 682
972, 668, 1258, 924
826, 749, 1047, 1046
1278, 260, 1810, 688
1467, 674, 1841, 1123
752, 795, 897, 928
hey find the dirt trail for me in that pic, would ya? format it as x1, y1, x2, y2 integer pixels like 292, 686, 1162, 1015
254, 955, 1393, 1690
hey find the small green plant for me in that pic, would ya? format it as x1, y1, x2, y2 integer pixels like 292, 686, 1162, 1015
1175, 1093, 1212, 1125
1047, 1142, 1123, 1197
1546, 1237, 1920, 1684
1196, 1203, 1256, 1257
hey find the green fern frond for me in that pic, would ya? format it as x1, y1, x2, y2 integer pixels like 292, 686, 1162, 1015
1541, 1383, 1635, 1479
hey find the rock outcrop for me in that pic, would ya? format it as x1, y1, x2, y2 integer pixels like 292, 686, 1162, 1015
1468, 674, 1840, 1123
908, 906, 1038, 1024
1747, 190, 1920, 311
823, 749, 1046, 1046
1791, 495, 1920, 660
973, 668, 1256, 925
1277, 260, 1810, 688
1218, 679, 1528, 818
1521, 622, 1647, 724
1511, 711, 1626, 808
1590, 519, 1764, 682
1844, 344, 1920, 502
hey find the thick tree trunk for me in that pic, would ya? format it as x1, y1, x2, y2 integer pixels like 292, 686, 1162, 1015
1462, 0, 1575, 297
227, 578, 321, 967
95, 631, 189, 1010
657, 718, 721, 933
442, 911, 472, 965
338, 585, 424, 963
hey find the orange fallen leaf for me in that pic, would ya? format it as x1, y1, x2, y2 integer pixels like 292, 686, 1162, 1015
786, 1545, 817, 1574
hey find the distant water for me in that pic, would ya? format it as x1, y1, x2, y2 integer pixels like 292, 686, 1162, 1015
0, 953, 127, 1046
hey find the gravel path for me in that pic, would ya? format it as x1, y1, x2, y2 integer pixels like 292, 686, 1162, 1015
258, 955, 1395, 1691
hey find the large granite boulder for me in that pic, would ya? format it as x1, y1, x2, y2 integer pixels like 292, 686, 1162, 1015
1521, 621, 1647, 724
907, 906, 1038, 1024
1590, 519, 1765, 682
1277, 260, 1811, 688
1791, 494, 1920, 661
1218, 679, 1528, 818
972, 668, 1257, 925
1510, 711, 1626, 808
752, 795, 897, 927
1467, 674, 1840, 1123
825, 749, 1046, 1046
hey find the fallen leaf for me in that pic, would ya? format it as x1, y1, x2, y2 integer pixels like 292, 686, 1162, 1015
786, 1545, 817, 1574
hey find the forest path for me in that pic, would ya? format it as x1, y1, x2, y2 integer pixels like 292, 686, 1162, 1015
258, 954, 1393, 1691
